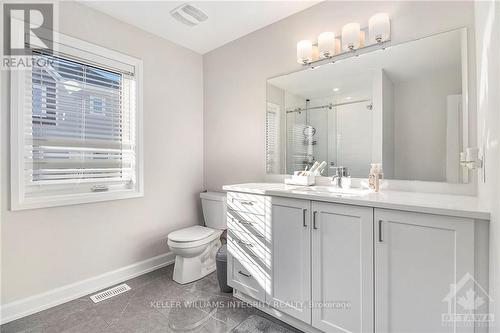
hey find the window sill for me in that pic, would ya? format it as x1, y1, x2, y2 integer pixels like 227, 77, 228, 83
11, 189, 144, 211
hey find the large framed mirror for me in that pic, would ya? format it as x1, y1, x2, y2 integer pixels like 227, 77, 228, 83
266, 28, 469, 183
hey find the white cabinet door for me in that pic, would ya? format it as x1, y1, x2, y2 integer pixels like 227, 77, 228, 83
269, 197, 311, 323
374, 209, 475, 333
311, 202, 374, 333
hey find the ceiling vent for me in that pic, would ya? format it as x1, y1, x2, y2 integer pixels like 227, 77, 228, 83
170, 3, 208, 27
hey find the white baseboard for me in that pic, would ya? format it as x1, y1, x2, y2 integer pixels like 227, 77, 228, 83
0, 252, 175, 325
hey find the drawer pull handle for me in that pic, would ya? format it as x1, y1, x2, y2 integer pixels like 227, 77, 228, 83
238, 270, 252, 278
302, 209, 307, 228
232, 218, 255, 225
240, 221, 255, 225
233, 198, 255, 206
237, 240, 254, 247
313, 211, 318, 230
378, 220, 383, 242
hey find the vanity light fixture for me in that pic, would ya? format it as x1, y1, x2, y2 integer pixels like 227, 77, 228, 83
318, 32, 339, 58
342, 23, 361, 51
297, 40, 313, 64
369, 13, 391, 43
296, 13, 391, 66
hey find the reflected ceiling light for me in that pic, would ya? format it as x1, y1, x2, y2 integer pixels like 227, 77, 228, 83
318, 32, 340, 58
369, 13, 390, 43
345, 96, 352, 100
342, 22, 361, 51
297, 40, 313, 64
333, 88, 340, 92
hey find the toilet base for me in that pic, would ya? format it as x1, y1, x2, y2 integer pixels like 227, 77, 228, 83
172, 239, 221, 284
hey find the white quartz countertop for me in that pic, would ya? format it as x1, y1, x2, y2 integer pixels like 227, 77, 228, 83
222, 183, 490, 220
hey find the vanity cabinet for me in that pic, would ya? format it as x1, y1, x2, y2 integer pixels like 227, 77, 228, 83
312, 202, 373, 333
225, 189, 486, 333
268, 197, 311, 323
374, 209, 475, 333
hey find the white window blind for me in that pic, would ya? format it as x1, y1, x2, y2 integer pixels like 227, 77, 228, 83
266, 103, 280, 174
26, 51, 136, 196
11, 41, 143, 210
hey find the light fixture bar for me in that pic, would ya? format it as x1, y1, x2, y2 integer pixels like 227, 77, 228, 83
296, 12, 391, 67
306, 39, 390, 69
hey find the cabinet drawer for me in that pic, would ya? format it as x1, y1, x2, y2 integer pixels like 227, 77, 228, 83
227, 192, 267, 216
227, 209, 267, 238
228, 257, 266, 302
228, 230, 268, 263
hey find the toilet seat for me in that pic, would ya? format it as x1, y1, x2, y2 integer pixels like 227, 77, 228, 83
168, 226, 222, 249
169, 225, 214, 242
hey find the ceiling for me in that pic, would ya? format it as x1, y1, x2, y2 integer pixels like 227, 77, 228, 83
81, 1, 320, 54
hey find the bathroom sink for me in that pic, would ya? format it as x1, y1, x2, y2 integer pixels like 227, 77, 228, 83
300, 186, 370, 196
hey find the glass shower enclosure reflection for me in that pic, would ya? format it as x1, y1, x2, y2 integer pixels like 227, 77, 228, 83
285, 97, 373, 177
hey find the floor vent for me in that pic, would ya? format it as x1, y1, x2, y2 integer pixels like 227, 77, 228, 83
90, 283, 131, 303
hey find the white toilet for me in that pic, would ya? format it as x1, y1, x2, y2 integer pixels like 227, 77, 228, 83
167, 192, 227, 284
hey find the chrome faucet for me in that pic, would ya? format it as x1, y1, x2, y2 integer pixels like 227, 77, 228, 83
331, 166, 349, 188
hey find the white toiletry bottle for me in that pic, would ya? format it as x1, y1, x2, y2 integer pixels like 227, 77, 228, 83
375, 164, 383, 192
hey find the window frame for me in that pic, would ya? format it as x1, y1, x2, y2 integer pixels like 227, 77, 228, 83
10, 31, 144, 210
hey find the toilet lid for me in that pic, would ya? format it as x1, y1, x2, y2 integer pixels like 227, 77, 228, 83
168, 226, 215, 243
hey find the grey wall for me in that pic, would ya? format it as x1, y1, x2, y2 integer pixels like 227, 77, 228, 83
1, 2, 204, 304
203, 0, 477, 191
474, 0, 500, 328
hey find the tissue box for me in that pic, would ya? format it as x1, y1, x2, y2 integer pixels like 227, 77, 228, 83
284, 174, 315, 186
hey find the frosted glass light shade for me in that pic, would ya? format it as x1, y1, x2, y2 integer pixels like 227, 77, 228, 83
297, 40, 313, 64
369, 13, 390, 43
318, 32, 336, 58
342, 22, 361, 51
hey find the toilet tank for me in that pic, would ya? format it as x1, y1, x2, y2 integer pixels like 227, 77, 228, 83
200, 192, 227, 230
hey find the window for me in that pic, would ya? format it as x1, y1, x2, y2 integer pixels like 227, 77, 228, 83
266, 103, 280, 174
11, 33, 143, 210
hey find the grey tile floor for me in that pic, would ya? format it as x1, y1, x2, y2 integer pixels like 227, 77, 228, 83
1, 264, 301, 333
